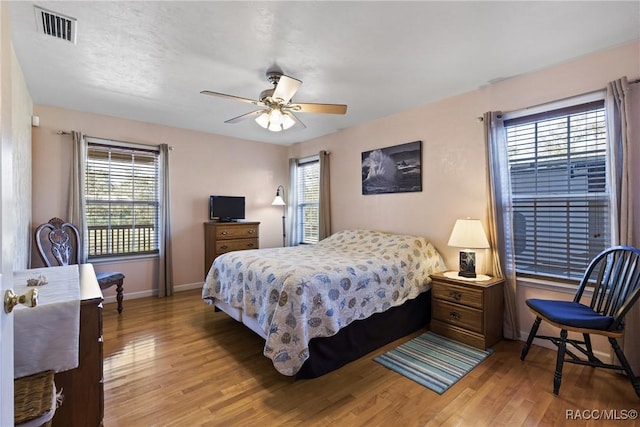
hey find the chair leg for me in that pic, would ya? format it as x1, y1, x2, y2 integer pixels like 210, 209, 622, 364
609, 337, 640, 398
116, 280, 124, 314
583, 333, 598, 364
553, 329, 568, 396
521, 317, 542, 361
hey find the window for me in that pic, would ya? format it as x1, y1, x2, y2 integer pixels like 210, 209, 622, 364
505, 99, 610, 281
295, 157, 320, 244
85, 139, 160, 258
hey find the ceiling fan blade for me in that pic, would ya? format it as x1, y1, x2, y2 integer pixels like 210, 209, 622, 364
272, 75, 302, 104
289, 102, 347, 115
291, 112, 306, 129
201, 90, 264, 106
224, 110, 265, 123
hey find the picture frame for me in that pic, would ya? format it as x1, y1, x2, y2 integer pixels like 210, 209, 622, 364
458, 250, 477, 278
361, 140, 422, 195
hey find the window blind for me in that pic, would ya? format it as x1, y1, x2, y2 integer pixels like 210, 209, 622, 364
296, 159, 320, 244
505, 100, 609, 280
85, 143, 160, 257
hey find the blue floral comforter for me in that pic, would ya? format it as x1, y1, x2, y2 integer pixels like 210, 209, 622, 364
202, 229, 445, 376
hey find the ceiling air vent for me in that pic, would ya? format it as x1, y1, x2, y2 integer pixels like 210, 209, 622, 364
34, 6, 77, 44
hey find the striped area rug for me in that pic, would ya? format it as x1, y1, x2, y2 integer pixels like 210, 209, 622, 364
373, 331, 493, 394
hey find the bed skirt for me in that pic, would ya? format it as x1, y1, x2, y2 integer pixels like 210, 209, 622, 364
296, 289, 431, 379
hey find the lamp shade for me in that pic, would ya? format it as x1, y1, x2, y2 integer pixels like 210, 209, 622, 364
255, 111, 270, 128
272, 195, 285, 206
447, 219, 490, 249
271, 185, 286, 206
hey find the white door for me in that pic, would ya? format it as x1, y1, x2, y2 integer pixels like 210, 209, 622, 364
0, 273, 14, 425
0, 1, 15, 422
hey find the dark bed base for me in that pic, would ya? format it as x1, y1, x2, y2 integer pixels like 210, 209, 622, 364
296, 289, 431, 379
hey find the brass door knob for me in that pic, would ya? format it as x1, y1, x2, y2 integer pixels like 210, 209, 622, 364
4, 288, 38, 313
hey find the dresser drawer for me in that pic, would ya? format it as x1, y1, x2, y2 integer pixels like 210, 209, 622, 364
204, 222, 260, 278
216, 224, 259, 240
216, 238, 258, 255
432, 281, 483, 309
432, 299, 483, 333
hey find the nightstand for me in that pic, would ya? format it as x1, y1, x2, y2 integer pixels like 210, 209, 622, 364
429, 271, 504, 349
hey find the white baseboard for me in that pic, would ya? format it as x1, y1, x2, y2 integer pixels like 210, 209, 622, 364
102, 281, 203, 306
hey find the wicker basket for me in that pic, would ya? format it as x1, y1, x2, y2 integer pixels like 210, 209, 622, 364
14, 370, 55, 426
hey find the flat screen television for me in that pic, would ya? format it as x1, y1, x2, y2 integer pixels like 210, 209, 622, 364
209, 195, 245, 222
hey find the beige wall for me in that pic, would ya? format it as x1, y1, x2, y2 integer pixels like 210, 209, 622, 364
290, 41, 640, 345
31, 106, 288, 299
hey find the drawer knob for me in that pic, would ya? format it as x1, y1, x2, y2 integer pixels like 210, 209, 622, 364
221, 231, 228, 235
247, 243, 255, 247
220, 245, 228, 250
248, 229, 255, 234
449, 291, 462, 301
449, 311, 461, 321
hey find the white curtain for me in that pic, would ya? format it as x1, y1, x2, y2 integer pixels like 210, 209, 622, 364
158, 144, 173, 297
606, 76, 639, 372
318, 150, 331, 240
286, 158, 299, 246
67, 131, 88, 263
483, 112, 519, 340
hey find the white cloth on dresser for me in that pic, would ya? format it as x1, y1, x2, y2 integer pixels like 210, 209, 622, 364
13, 265, 80, 378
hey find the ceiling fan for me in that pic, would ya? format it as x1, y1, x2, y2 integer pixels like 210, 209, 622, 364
201, 70, 347, 132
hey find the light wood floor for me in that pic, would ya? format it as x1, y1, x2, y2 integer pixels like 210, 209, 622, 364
103, 289, 640, 427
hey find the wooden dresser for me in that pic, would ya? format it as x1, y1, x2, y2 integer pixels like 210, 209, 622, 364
429, 271, 504, 350
53, 264, 104, 427
204, 221, 260, 277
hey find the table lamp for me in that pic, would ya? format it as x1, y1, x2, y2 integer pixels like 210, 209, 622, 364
447, 218, 490, 278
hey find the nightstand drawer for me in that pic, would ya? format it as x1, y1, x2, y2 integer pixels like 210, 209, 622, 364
432, 281, 483, 309
216, 224, 259, 240
431, 320, 486, 349
216, 238, 258, 254
432, 299, 483, 333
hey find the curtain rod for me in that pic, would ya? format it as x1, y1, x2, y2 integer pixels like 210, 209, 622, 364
56, 131, 174, 150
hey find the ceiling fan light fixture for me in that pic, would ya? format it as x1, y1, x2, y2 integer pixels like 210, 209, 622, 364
267, 121, 283, 132
281, 112, 296, 130
255, 111, 270, 128
270, 108, 283, 124
255, 108, 295, 132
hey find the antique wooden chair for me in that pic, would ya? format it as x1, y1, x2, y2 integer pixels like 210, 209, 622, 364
520, 246, 640, 398
35, 217, 125, 313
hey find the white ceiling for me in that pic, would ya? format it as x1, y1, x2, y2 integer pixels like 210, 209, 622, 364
10, 1, 640, 146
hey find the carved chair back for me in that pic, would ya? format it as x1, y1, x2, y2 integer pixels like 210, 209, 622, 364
35, 217, 81, 267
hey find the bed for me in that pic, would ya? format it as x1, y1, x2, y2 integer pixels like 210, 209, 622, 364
202, 229, 445, 377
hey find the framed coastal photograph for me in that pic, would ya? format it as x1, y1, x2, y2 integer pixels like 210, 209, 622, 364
361, 140, 422, 195
459, 250, 477, 278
